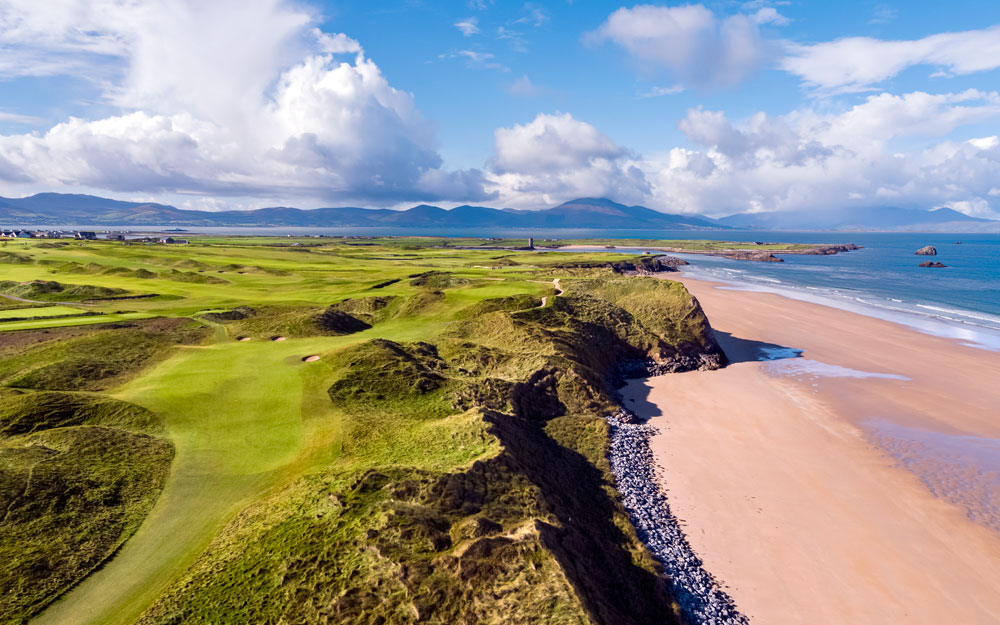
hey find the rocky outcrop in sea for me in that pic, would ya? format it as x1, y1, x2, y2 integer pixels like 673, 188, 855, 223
721, 251, 783, 262
915, 245, 937, 256
607, 410, 750, 625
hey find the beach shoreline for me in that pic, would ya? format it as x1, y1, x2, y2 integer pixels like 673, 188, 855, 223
620, 273, 1000, 624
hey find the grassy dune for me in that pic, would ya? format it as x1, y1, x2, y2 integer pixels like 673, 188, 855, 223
0, 392, 172, 624
0, 236, 727, 625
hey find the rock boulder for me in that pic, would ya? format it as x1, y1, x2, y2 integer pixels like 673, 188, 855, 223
915, 245, 937, 256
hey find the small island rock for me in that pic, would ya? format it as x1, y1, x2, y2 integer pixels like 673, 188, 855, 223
915, 245, 937, 256
918, 261, 948, 268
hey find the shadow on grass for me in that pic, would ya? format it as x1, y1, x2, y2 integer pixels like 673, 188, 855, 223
483, 411, 680, 625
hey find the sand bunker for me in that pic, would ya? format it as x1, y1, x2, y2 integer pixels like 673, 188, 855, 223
302, 355, 320, 362
270, 336, 286, 342
237, 336, 251, 342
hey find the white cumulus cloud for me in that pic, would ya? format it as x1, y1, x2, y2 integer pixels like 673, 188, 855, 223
782, 24, 1000, 93
587, 4, 766, 88
486, 112, 649, 206
752, 7, 790, 26
636, 90, 1000, 217
488, 92, 1000, 219
0, 0, 490, 204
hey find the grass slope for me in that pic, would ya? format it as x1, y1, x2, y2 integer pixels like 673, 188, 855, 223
0, 236, 734, 625
0, 392, 172, 624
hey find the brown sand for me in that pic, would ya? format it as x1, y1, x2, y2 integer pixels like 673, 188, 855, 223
302, 355, 320, 362
621, 275, 1000, 624
271, 336, 286, 342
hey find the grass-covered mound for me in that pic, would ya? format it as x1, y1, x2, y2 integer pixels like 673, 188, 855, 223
537, 254, 686, 275
0, 280, 128, 302
458, 293, 543, 317
131, 278, 721, 625
0, 318, 210, 391
213, 305, 373, 338
0, 391, 173, 624
160, 269, 228, 285
564, 277, 725, 371
0, 251, 32, 264
408, 271, 470, 288
328, 295, 402, 325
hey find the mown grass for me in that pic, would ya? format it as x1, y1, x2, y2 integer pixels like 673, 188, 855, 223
0, 306, 83, 320
0, 236, 736, 625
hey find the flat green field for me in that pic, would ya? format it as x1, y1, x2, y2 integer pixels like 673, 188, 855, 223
0, 306, 83, 320
0, 312, 154, 332
0, 236, 728, 625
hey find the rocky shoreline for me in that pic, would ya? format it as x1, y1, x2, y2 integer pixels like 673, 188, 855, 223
607, 407, 749, 625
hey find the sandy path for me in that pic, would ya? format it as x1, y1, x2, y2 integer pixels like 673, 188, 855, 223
620, 275, 1000, 625
529, 279, 563, 309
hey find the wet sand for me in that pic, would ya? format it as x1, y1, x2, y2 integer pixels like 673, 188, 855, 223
621, 275, 1000, 624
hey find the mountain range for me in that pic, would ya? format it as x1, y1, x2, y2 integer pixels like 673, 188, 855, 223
1, 192, 997, 231
0, 194, 722, 229
717, 205, 1000, 232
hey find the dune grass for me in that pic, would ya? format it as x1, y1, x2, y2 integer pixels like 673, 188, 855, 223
0, 392, 172, 624
0, 236, 735, 625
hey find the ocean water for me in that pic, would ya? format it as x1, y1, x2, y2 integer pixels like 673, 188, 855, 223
537, 230, 1000, 351
863, 418, 1000, 534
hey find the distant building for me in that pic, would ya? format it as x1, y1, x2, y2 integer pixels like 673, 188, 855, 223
159, 237, 188, 244
15, 230, 33, 238
528, 237, 535, 250
75, 231, 97, 240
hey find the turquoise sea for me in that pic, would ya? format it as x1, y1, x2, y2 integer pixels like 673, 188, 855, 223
605, 231, 1000, 351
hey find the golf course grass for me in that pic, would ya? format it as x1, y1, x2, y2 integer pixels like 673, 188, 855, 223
0, 306, 84, 320
0, 236, 730, 625
32, 334, 351, 625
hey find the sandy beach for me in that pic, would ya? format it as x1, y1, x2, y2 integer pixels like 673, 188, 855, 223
621, 275, 1000, 624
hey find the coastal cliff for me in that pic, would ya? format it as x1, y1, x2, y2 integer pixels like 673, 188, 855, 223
135, 274, 724, 625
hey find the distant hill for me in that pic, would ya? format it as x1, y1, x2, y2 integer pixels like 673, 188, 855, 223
717, 205, 1000, 232
0, 193, 726, 229
3, 192, 997, 231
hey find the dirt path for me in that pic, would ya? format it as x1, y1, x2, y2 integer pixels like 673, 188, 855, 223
532, 278, 563, 309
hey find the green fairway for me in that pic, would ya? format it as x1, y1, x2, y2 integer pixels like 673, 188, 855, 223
0, 306, 83, 320
32, 333, 353, 625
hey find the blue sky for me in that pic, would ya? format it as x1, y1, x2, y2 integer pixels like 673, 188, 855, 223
320, 0, 1000, 167
1, 0, 1000, 217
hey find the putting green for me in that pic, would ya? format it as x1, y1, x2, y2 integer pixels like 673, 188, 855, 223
32, 332, 357, 625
